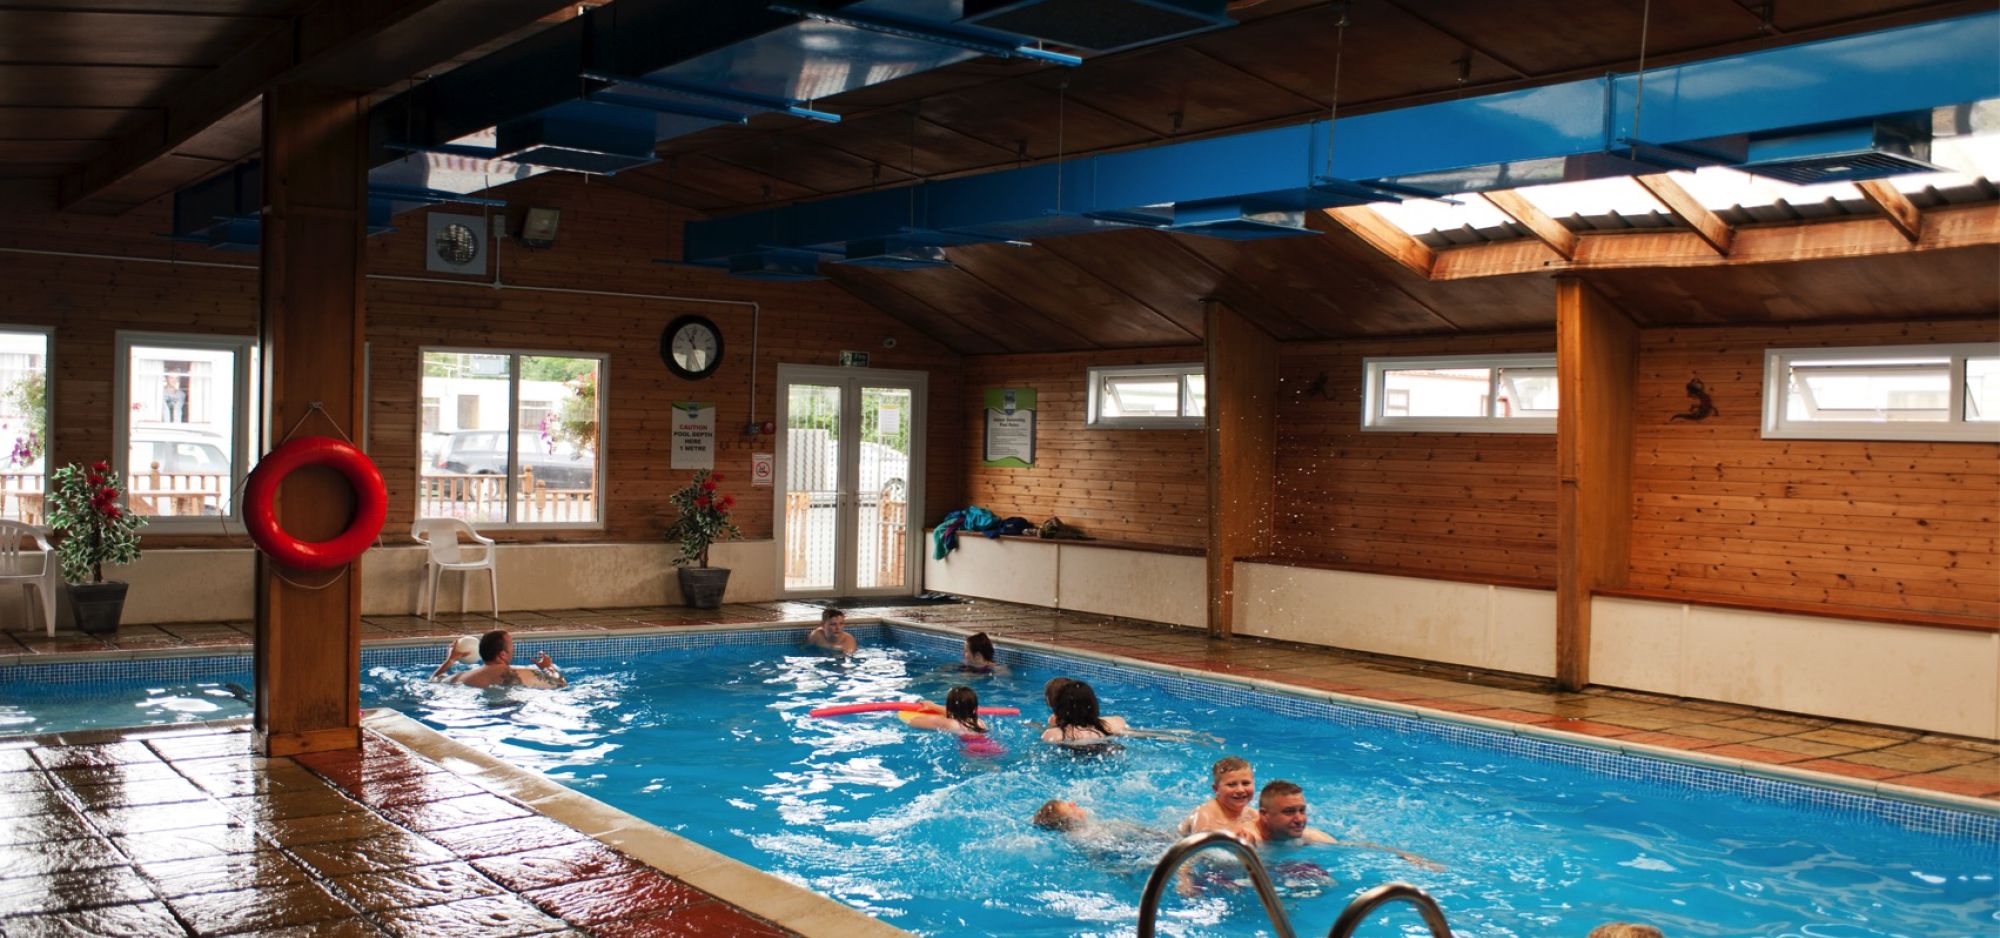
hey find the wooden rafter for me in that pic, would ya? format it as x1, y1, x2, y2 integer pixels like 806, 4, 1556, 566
1429, 201, 2000, 280
1856, 179, 1924, 243
1479, 189, 1578, 260
1634, 173, 1733, 255
1320, 206, 1435, 277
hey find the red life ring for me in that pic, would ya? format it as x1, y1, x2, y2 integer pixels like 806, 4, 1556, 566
244, 436, 387, 571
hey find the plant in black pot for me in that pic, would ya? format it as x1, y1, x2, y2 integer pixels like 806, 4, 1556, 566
48, 460, 145, 635
666, 469, 740, 609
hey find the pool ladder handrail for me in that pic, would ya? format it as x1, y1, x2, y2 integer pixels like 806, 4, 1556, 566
1325, 882, 1456, 938
1137, 831, 1298, 938
1137, 833, 1458, 938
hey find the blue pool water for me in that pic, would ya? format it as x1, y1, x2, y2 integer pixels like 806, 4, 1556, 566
5, 628, 1996, 937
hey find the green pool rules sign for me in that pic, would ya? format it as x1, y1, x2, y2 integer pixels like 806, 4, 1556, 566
982, 388, 1035, 468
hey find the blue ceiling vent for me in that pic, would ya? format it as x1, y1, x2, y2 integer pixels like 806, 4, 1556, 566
1738, 119, 1938, 185
959, 0, 1230, 53
728, 249, 825, 281
837, 238, 954, 269
1168, 201, 1316, 240
494, 116, 658, 175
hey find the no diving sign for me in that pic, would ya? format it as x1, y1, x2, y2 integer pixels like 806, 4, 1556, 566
751, 453, 774, 486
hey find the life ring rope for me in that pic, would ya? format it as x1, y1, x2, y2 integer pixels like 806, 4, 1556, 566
243, 436, 388, 571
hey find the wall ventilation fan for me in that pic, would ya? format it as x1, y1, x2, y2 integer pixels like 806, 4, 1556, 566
425, 212, 488, 275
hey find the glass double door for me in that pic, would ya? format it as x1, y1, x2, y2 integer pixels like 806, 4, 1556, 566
776, 365, 926, 597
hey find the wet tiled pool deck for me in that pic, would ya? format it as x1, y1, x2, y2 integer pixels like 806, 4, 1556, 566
3, 598, 1997, 935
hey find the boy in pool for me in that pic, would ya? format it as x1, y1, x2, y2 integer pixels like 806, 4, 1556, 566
1031, 799, 1178, 873
804, 608, 857, 655
1178, 756, 1259, 835
429, 630, 566, 688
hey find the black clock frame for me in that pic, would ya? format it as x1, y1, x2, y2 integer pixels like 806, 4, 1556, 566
661, 314, 724, 380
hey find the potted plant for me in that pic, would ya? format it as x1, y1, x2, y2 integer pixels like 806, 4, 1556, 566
666, 469, 739, 609
47, 460, 145, 634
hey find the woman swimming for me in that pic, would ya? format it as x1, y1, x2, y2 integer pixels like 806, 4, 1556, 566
1041, 680, 1121, 747
1041, 678, 1221, 745
960, 632, 1007, 674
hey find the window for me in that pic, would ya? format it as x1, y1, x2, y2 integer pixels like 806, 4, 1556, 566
1086, 363, 1204, 428
1363, 353, 1558, 433
115, 333, 255, 524
1762, 343, 2000, 442
0, 327, 50, 525
420, 349, 604, 527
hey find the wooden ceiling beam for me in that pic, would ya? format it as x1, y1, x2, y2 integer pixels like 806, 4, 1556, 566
1319, 206, 1435, 277
1856, 179, 1923, 243
1635, 173, 1733, 255
57, 0, 577, 209
1430, 200, 2000, 280
1480, 189, 1577, 260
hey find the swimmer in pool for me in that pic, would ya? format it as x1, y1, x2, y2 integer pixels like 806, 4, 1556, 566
804, 608, 857, 655
429, 630, 566, 689
1178, 756, 1259, 836
1248, 780, 1443, 871
1040, 678, 1220, 745
1031, 800, 1177, 873
1041, 680, 1121, 747
959, 632, 1007, 674
905, 685, 989, 736
1588, 925, 1666, 938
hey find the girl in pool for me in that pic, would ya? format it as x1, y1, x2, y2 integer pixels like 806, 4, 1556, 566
959, 632, 1007, 674
1178, 756, 1258, 835
906, 685, 989, 737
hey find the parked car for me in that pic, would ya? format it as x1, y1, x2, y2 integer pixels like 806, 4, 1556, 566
433, 430, 595, 489
129, 428, 231, 476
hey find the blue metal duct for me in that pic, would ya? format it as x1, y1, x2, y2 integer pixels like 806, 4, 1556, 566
171, 0, 1225, 246
170, 160, 505, 249
684, 11, 2000, 268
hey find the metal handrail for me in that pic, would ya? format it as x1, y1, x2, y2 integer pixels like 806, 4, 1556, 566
1136, 831, 1298, 938
1325, 882, 1455, 938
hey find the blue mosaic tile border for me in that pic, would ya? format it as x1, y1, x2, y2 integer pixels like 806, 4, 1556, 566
3, 622, 1994, 843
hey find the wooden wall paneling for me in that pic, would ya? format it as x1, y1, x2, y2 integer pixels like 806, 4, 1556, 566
1629, 318, 2000, 620
1171, 232, 1452, 337
255, 84, 367, 756
1555, 276, 1638, 690
1206, 300, 1279, 637
819, 265, 1008, 355
869, 265, 1099, 351
957, 348, 1207, 549
1272, 332, 1561, 582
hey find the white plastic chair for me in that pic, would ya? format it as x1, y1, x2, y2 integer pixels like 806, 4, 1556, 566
0, 520, 59, 636
412, 518, 499, 620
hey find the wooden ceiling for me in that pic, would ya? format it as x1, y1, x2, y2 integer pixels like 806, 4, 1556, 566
0, 0, 583, 215
606, 0, 1998, 353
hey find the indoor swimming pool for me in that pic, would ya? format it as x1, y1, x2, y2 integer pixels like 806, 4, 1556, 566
6, 625, 1997, 937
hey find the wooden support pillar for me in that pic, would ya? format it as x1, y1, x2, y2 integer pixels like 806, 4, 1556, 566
1204, 300, 1279, 639
255, 85, 369, 756
1554, 276, 1637, 691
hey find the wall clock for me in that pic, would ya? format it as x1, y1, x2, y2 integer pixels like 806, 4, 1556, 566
661, 314, 723, 380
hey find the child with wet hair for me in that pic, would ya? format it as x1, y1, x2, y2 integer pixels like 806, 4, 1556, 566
1587, 925, 1665, 938
1178, 756, 1258, 835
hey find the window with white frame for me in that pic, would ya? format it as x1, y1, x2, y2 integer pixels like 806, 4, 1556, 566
1763, 343, 2000, 442
420, 349, 604, 527
116, 333, 256, 523
1085, 363, 1204, 428
1362, 353, 1558, 433
0, 327, 50, 525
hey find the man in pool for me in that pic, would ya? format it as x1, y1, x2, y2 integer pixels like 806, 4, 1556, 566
429, 630, 567, 688
1248, 780, 1442, 871
804, 608, 857, 655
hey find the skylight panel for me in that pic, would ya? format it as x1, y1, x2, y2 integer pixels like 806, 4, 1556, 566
1513, 177, 1665, 222
1368, 194, 1511, 238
